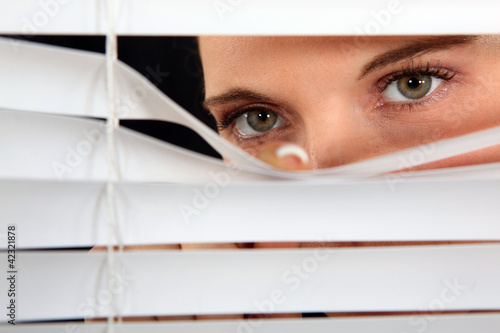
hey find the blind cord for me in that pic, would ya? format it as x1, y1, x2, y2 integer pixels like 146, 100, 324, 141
105, 0, 120, 330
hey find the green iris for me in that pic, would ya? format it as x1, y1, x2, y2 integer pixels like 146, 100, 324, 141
246, 109, 278, 132
397, 74, 432, 99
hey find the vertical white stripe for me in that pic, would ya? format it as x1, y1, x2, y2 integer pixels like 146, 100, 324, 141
105, 0, 119, 330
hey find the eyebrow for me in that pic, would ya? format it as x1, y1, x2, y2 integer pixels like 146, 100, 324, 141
359, 35, 478, 79
203, 88, 275, 109
204, 36, 479, 108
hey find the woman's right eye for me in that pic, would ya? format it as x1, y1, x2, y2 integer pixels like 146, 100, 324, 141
234, 108, 284, 136
383, 74, 443, 102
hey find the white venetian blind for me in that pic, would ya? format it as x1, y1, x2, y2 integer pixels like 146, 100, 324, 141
1, 0, 500, 332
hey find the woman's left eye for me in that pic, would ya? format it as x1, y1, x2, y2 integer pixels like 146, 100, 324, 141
234, 108, 284, 136
383, 73, 443, 102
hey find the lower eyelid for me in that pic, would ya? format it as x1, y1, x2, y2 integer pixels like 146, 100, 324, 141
235, 115, 287, 137
218, 103, 283, 130
376, 82, 452, 111
381, 67, 463, 104
230, 129, 284, 150
383, 77, 443, 103
230, 116, 296, 149
235, 115, 284, 137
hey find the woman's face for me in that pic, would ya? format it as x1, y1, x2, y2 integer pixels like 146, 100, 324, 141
199, 36, 500, 170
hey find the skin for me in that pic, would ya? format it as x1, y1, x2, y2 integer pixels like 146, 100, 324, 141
197, 35, 500, 318
200, 36, 500, 170
93, 36, 500, 321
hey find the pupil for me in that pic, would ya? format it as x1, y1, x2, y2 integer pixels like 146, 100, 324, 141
257, 112, 269, 122
397, 74, 432, 100
245, 109, 278, 132
407, 77, 421, 89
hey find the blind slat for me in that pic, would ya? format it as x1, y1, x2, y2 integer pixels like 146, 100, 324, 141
0, 38, 265, 169
2, 1, 499, 327
2, 38, 500, 177
1, 245, 499, 321
2, 178, 500, 248
2, 108, 500, 182
1, 0, 500, 35
3, 314, 500, 333
0, 109, 270, 183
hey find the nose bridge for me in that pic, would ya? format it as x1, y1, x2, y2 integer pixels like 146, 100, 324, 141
300, 99, 366, 169
302, 115, 342, 170
269, 45, 371, 169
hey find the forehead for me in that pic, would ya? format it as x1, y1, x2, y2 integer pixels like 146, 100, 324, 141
198, 36, 387, 64
199, 36, 404, 95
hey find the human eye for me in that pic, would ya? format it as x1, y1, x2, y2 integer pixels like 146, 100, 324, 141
377, 63, 457, 109
217, 103, 286, 137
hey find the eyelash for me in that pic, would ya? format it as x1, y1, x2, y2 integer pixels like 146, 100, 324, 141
375, 62, 457, 110
217, 103, 281, 132
216, 62, 458, 134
